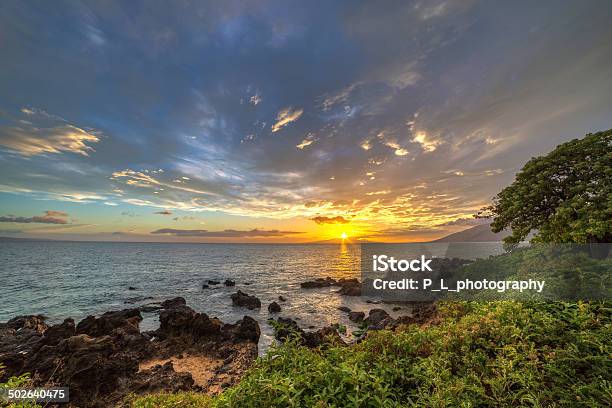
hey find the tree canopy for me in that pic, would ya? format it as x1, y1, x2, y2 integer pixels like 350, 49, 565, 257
482, 129, 612, 245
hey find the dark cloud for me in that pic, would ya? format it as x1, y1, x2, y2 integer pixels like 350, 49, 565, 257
154, 210, 173, 215
0, 211, 69, 224
151, 228, 304, 237
311, 216, 349, 225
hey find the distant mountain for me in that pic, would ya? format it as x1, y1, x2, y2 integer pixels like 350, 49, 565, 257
433, 223, 510, 242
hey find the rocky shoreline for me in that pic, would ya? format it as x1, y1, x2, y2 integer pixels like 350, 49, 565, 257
0, 279, 437, 407
0, 297, 259, 407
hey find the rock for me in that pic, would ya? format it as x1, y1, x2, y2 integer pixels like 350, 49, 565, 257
202, 284, 210, 289
272, 318, 344, 348
76, 309, 142, 337
337, 279, 361, 296
224, 279, 236, 287
160, 297, 186, 309
42, 318, 75, 345
348, 311, 365, 322
131, 361, 194, 396
128, 286, 137, 291
391, 303, 438, 328
0, 300, 260, 408
337, 306, 351, 313
157, 305, 222, 339
208, 280, 220, 285
365, 309, 391, 325
278, 296, 287, 302
230, 291, 261, 310
300, 277, 336, 288
392, 306, 402, 311
268, 302, 281, 313
222, 316, 260, 343
365, 309, 394, 330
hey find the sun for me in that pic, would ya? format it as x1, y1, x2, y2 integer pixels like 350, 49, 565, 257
340, 232, 348, 240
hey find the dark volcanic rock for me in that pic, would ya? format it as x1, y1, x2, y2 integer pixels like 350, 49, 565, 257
0, 299, 261, 408
76, 309, 142, 337
268, 301, 281, 313
337, 306, 351, 313
128, 286, 137, 291
272, 318, 345, 348
208, 280, 221, 285
42, 318, 75, 346
157, 305, 222, 339
300, 277, 336, 288
202, 284, 210, 289
224, 279, 236, 286
348, 311, 365, 322
161, 297, 186, 309
222, 316, 261, 343
230, 291, 261, 310
337, 279, 361, 296
365, 309, 393, 330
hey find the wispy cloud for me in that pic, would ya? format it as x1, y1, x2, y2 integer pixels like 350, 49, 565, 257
271, 107, 304, 132
0, 124, 100, 156
151, 228, 304, 237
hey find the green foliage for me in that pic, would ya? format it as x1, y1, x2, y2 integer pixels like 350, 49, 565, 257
127, 391, 213, 407
130, 301, 611, 407
0, 364, 39, 408
482, 129, 612, 246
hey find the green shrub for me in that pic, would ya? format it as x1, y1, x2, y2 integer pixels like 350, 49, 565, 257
131, 301, 611, 407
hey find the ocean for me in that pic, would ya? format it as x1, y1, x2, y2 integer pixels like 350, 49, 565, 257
0, 241, 409, 352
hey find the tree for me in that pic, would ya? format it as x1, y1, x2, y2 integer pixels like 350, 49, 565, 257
480, 129, 612, 247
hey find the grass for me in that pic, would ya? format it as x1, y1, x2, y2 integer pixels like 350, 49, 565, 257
129, 301, 611, 407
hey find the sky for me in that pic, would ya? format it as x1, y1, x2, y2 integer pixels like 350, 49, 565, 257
0, 0, 611, 243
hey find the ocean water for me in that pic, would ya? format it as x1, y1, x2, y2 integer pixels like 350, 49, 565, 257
0, 241, 410, 352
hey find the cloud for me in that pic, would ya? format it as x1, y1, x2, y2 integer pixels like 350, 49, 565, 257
311, 216, 349, 225
437, 217, 489, 227
154, 210, 173, 215
151, 228, 304, 237
45, 210, 68, 217
296, 133, 318, 149
250, 93, 262, 105
0, 210, 69, 224
271, 107, 304, 132
412, 131, 440, 152
0, 124, 100, 156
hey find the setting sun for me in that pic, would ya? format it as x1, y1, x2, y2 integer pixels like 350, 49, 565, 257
340, 232, 348, 240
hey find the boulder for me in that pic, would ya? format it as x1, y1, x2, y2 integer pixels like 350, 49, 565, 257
268, 302, 281, 313
222, 316, 261, 343
207, 280, 220, 285
230, 291, 261, 310
337, 306, 351, 313
224, 279, 236, 287
348, 311, 365, 322
365, 309, 393, 330
160, 297, 186, 309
